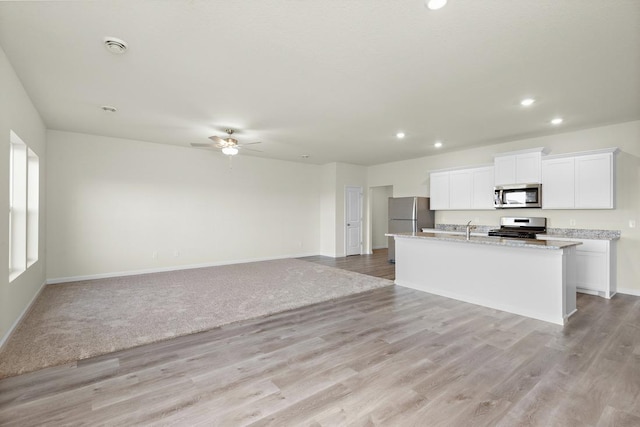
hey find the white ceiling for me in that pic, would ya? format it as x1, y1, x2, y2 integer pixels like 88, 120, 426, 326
0, 0, 639, 165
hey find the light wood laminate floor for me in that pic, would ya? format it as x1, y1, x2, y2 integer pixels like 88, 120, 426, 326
299, 248, 395, 281
1, 254, 639, 426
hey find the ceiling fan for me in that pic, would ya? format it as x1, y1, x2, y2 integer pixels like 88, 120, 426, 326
191, 129, 261, 156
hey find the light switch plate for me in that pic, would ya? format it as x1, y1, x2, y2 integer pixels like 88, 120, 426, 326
630, 220, 637, 228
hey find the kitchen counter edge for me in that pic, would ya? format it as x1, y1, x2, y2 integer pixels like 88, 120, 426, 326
387, 232, 582, 250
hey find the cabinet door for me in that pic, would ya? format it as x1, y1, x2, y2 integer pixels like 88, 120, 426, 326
575, 251, 608, 292
516, 152, 542, 183
542, 157, 575, 209
448, 170, 472, 210
429, 172, 450, 210
575, 153, 613, 209
494, 156, 516, 185
576, 240, 611, 296
471, 167, 495, 209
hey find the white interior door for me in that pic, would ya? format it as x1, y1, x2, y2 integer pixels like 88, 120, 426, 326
345, 186, 362, 256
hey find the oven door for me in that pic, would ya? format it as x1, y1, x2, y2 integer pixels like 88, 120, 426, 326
494, 184, 542, 208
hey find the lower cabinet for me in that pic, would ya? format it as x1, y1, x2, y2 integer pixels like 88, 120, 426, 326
537, 236, 616, 298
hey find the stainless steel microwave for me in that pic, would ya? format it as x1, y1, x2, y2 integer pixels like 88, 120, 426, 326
494, 184, 542, 209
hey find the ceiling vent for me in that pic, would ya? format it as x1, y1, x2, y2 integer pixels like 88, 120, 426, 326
103, 37, 128, 54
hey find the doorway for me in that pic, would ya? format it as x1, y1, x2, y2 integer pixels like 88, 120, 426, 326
345, 186, 363, 256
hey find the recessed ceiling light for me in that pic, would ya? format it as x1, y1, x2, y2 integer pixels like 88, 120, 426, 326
434, 141, 443, 148
520, 98, 535, 107
396, 132, 405, 139
551, 117, 563, 125
101, 105, 117, 113
426, 0, 448, 10
103, 37, 128, 54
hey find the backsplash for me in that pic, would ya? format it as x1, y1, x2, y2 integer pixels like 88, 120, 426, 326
435, 224, 494, 234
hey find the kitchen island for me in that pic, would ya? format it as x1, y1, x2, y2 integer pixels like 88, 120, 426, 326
387, 232, 582, 325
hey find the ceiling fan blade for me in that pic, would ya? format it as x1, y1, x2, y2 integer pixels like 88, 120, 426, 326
208, 135, 225, 144
191, 143, 216, 148
239, 141, 262, 146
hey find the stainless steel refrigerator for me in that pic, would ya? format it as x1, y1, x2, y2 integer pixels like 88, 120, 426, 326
388, 197, 434, 263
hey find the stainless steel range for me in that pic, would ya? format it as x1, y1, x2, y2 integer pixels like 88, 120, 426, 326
488, 217, 547, 239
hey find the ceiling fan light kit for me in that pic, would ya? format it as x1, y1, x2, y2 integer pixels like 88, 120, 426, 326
221, 146, 239, 156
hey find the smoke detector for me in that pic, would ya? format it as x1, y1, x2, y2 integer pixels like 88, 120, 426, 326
103, 37, 128, 54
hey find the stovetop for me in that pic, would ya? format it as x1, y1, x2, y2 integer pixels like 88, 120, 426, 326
488, 217, 547, 239
488, 229, 539, 239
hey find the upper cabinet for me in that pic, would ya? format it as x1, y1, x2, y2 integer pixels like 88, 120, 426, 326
429, 146, 617, 211
575, 152, 614, 208
494, 148, 545, 185
542, 148, 617, 209
471, 166, 495, 209
541, 157, 575, 209
429, 171, 450, 211
449, 169, 472, 210
429, 166, 494, 211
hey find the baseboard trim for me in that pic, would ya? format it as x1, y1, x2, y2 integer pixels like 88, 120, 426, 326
617, 287, 640, 297
46, 253, 319, 285
0, 280, 47, 351
372, 246, 388, 250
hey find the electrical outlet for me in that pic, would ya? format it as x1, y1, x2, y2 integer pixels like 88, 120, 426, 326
630, 220, 637, 228
173, 250, 180, 257
569, 219, 576, 226
152, 251, 158, 259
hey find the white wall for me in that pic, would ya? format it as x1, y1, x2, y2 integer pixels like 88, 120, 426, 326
320, 163, 337, 257
318, 162, 368, 257
0, 47, 47, 344
46, 131, 322, 281
371, 186, 392, 249
368, 121, 640, 294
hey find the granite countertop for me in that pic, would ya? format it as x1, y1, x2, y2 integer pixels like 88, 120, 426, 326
435, 224, 621, 240
540, 228, 620, 240
387, 232, 582, 250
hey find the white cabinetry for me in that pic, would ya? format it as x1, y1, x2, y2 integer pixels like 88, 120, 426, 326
471, 166, 495, 209
429, 171, 450, 211
541, 157, 575, 209
575, 152, 614, 209
542, 148, 617, 209
449, 169, 472, 209
429, 166, 494, 210
494, 148, 544, 185
537, 236, 616, 298
494, 156, 516, 186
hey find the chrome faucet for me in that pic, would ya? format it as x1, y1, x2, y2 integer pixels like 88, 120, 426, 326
465, 220, 473, 240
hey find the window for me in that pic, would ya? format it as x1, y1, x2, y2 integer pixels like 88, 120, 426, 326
9, 130, 39, 281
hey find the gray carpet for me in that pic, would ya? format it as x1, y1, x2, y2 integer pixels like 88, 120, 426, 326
0, 259, 393, 378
